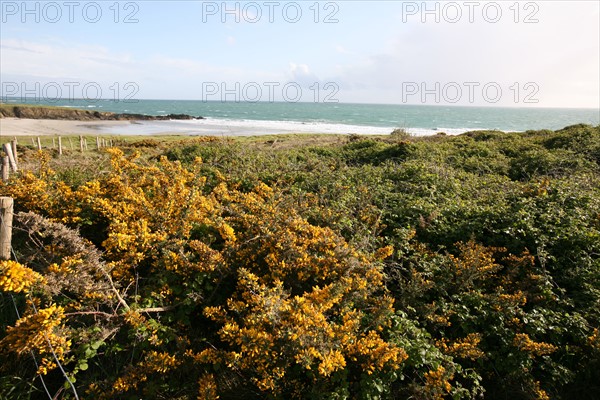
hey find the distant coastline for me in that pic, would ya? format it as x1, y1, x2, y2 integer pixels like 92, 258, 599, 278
0, 104, 203, 122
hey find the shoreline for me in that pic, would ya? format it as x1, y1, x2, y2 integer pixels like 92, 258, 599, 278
0, 118, 134, 137
0, 117, 395, 137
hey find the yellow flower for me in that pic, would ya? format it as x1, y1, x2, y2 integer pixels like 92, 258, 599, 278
424, 366, 453, 400
0, 304, 70, 375
218, 222, 237, 242
197, 374, 219, 400
532, 380, 550, 400
374, 245, 394, 260
0, 260, 45, 293
514, 333, 557, 356
589, 328, 600, 350
317, 350, 346, 376
436, 333, 484, 360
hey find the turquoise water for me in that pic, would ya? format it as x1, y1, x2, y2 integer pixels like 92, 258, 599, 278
3, 98, 599, 135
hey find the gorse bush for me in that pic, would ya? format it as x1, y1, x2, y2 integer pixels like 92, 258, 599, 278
0, 150, 407, 399
1, 125, 599, 399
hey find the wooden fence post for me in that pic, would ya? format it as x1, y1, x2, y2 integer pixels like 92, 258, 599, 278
80, 136, 84, 153
58, 136, 63, 156
37, 137, 42, 150
0, 197, 14, 260
2, 143, 17, 172
11, 139, 17, 165
2, 156, 9, 182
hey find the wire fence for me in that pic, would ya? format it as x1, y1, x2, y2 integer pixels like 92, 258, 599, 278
1, 200, 80, 400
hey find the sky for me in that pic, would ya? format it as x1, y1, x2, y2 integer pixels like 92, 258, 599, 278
1, 0, 599, 108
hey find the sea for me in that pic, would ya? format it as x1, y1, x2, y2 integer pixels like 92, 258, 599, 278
3, 98, 599, 136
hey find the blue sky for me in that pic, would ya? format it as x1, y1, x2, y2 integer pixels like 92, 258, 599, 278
1, 0, 599, 107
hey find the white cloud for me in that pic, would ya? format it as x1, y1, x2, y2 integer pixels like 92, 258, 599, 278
0, 38, 137, 81
0, 37, 290, 100
325, 2, 599, 107
287, 62, 321, 87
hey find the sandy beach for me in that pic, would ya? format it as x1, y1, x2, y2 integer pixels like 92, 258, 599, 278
0, 117, 302, 137
0, 117, 395, 137
0, 118, 134, 137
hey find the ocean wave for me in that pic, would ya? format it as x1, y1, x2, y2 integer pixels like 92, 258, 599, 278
181, 117, 395, 135
95, 117, 491, 136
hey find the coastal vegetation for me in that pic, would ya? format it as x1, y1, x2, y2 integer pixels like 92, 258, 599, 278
1, 123, 600, 399
0, 103, 201, 121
